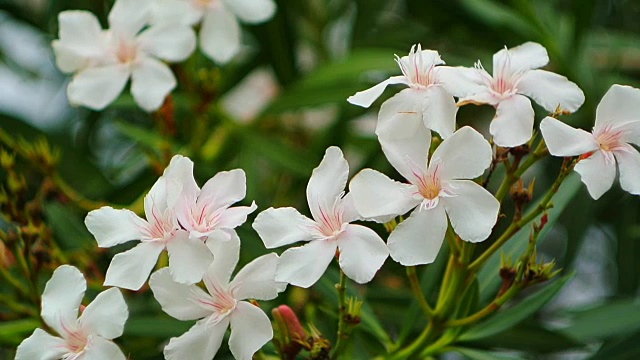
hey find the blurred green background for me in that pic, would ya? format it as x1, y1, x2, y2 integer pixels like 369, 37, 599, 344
1, 0, 639, 359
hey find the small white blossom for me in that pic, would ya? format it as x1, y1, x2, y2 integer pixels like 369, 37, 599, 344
541, 84, 640, 199
253, 147, 389, 287
16, 265, 128, 360
52, 0, 196, 111
149, 232, 286, 360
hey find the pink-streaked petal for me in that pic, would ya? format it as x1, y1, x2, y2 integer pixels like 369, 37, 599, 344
436, 66, 486, 98
229, 301, 273, 360
614, 145, 640, 196
199, 169, 247, 210
574, 151, 616, 200
275, 240, 337, 288
83, 336, 126, 360
442, 180, 499, 242
388, 206, 447, 266
493, 42, 549, 75
217, 202, 258, 229
67, 64, 129, 110
131, 56, 176, 112
149, 268, 213, 321
337, 224, 388, 284
349, 169, 420, 222
490, 94, 535, 147
224, 0, 276, 23
108, 0, 151, 38
595, 84, 640, 132
376, 89, 432, 182
85, 207, 146, 248
205, 230, 240, 285
422, 85, 457, 138
307, 146, 349, 222
517, 69, 585, 112
231, 253, 286, 301
138, 24, 196, 62
41, 265, 85, 336
164, 318, 228, 360
104, 241, 165, 290
347, 76, 408, 108
430, 126, 492, 180
252, 207, 317, 248
540, 117, 599, 157
200, 7, 240, 64
15, 328, 67, 360
167, 231, 213, 285
78, 288, 128, 340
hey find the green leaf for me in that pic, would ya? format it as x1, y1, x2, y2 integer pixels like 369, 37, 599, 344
467, 323, 581, 353
240, 130, 314, 177
461, 272, 574, 342
0, 319, 39, 346
124, 317, 194, 338
451, 347, 522, 360
457, 0, 537, 37
589, 329, 640, 360
43, 202, 92, 250
114, 120, 173, 152
561, 299, 640, 342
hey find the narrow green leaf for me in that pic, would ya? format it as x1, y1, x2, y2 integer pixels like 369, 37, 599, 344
240, 131, 314, 177
0, 319, 39, 346
589, 329, 640, 360
114, 120, 173, 152
452, 347, 522, 360
124, 317, 194, 338
561, 299, 640, 342
44, 202, 92, 250
466, 323, 582, 353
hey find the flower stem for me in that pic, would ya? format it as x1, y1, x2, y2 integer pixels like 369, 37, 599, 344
406, 266, 434, 318
331, 269, 349, 359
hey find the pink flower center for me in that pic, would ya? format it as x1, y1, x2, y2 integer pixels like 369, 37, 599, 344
197, 280, 237, 325
186, 202, 224, 234
395, 45, 438, 88
115, 39, 137, 64
594, 125, 623, 152
312, 194, 347, 238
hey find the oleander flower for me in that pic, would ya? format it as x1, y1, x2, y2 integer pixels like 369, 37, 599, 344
149, 232, 286, 360
540, 84, 640, 199
440, 42, 584, 147
152, 0, 276, 64
85, 156, 213, 290
16, 265, 128, 360
350, 125, 499, 266
52, 0, 196, 111
347, 44, 457, 139
252, 146, 389, 287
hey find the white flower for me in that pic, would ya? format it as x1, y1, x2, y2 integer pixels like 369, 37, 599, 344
347, 44, 457, 139
252, 147, 389, 287
149, 232, 286, 360
349, 125, 499, 266
540, 84, 640, 199
440, 42, 585, 147
52, 0, 196, 111
16, 265, 128, 360
85, 156, 213, 290
152, 0, 276, 64
168, 155, 257, 242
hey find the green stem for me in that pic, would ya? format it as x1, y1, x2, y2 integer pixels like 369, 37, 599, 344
444, 283, 523, 327
0, 266, 29, 297
494, 139, 547, 201
406, 266, 434, 318
331, 269, 349, 359
389, 320, 437, 360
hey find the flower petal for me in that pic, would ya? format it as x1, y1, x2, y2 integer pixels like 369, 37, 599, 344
388, 206, 447, 266
540, 117, 599, 157
217, 202, 258, 229
493, 42, 549, 74
595, 84, 640, 132
349, 169, 420, 222
83, 336, 126, 360
145, 175, 169, 216
337, 224, 389, 284
131, 56, 176, 112
149, 267, 213, 321
53, 11, 106, 72
615, 145, 640, 196
108, 0, 151, 38
252, 207, 317, 248
376, 88, 426, 137
200, 7, 240, 63
574, 150, 616, 200
231, 253, 286, 301
422, 85, 457, 138
442, 180, 499, 242
104, 241, 165, 290
78, 288, 128, 340
41, 265, 86, 336
430, 126, 492, 180
138, 24, 196, 62
490, 94, 535, 147
164, 318, 228, 360
67, 64, 129, 110
229, 301, 273, 360
347, 76, 408, 108
151, 0, 203, 26
15, 328, 66, 360
436, 66, 486, 98
517, 69, 585, 112
205, 230, 240, 284
167, 231, 214, 284
276, 240, 337, 288
199, 169, 247, 210
164, 155, 199, 208
224, 0, 276, 23
85, 207, 146, 248
307, 146, 349, 222
340, 192, 360, 223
